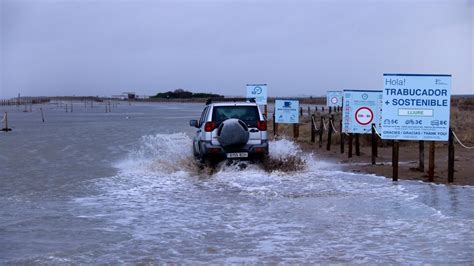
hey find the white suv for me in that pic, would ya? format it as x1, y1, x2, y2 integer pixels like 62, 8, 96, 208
190, 98, 269, 165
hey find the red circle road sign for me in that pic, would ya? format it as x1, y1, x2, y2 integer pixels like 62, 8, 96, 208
331, 96, 338, 104
354, 107, 374, 125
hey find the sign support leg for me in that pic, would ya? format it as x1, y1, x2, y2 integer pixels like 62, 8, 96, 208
355, 134, 360, 156
428, 141, 435, 182
392, 140, 399, 181
348, 133, 353, 158
418, 141, 424, 171
371, 124, 376, 165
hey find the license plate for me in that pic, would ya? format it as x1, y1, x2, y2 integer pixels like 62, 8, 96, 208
226, 152, 248, 158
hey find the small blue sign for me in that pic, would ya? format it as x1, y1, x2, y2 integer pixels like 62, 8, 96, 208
326, 91, 343, 107
342, 90, 382, 134
246, 84, 267, 105
275, 99, 299, 124
381, 74, 451, 141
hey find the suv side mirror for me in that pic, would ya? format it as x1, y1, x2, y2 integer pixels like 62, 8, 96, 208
189, 120, 198, 127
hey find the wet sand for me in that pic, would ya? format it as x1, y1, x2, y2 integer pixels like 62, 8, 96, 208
268, 103, 474, 186
297, 141, 474, 186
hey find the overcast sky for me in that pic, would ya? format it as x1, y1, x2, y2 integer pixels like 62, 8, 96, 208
1, 0, 473, 98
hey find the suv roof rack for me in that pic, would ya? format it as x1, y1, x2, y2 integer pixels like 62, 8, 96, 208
206, 98, 256, 105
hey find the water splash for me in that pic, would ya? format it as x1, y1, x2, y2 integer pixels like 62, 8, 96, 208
262, 138, 307, 172
119, 133, 311, 176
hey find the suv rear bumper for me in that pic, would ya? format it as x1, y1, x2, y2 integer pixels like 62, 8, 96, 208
200, 140, 268, 160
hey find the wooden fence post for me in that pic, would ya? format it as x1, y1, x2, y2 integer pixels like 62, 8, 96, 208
311, 114, 315, 143
448, 128, 454, 183
326, 115, 333, 151
318, 116, 324, 148
40, 108, 45, 123
428, 141, 435, 182
340, 119, 344, 154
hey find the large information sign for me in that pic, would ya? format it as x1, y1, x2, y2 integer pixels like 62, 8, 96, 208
275, 99, 299, 124
381, 74, 451, 141
326, 91, 343, 107
342, 90, 382, 134
246, 84, 267, 105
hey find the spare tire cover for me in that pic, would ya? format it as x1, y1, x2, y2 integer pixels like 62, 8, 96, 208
217, 118, 249, 149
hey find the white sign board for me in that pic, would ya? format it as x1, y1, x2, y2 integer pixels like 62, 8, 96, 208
342, 90, 382, 134
381, 74, 451, 141
326, 91, 343, 107
246, 84, 267, 105
275, 99, 299, 124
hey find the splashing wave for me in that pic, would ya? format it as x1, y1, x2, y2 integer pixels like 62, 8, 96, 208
118, 133, 312, 176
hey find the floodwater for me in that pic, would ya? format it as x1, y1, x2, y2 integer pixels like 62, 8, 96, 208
1, 102, 473, 264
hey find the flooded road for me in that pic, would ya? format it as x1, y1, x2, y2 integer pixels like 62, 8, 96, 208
1, 102, 473, 264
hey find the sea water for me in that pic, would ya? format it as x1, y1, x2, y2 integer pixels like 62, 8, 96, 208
0, 102, 473, 264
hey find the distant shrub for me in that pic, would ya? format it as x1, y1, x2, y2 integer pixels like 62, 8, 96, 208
152, 89, 223, 99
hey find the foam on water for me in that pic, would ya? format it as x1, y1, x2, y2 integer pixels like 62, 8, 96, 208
69, 133, 474, 264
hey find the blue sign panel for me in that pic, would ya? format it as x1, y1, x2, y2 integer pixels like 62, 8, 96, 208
342, 90, 382, 134
246, 84, 267, 105
275, 99, 299, 124
326, 91, 343, 107
381, 74, 451, 141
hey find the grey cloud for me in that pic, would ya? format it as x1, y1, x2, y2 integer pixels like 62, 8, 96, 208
1, 0, 472, 98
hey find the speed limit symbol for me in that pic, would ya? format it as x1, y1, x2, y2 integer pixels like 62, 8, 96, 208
355, 107, 373, 125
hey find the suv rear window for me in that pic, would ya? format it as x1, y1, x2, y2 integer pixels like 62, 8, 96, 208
212, 106, 260, 127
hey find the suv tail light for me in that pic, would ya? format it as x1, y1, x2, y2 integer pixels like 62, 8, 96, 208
204, 122, 216, 132
257, 120, 267, 131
